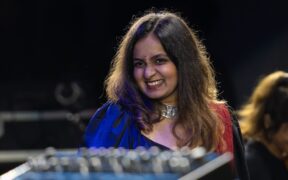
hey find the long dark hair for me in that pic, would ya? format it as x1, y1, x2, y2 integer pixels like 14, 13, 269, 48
105, 10, 224, 151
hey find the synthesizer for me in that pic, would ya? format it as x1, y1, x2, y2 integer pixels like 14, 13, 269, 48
0, 146, 233, 180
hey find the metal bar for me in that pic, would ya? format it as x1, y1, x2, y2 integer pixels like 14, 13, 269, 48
0, 110, 94, 122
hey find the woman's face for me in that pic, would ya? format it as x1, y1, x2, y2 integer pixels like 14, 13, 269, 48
133, 33, 178, 105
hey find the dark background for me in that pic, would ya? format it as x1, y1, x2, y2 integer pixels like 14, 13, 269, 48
0, 0, 288, 151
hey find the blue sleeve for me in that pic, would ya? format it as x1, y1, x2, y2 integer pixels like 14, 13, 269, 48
84, 101, 132, 148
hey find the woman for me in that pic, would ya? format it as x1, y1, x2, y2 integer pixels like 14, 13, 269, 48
238, 71, 288, 180
84, 10, 248, 179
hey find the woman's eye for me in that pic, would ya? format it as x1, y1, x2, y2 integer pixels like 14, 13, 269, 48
155, 58, 167, 64
133, 61, 145, 68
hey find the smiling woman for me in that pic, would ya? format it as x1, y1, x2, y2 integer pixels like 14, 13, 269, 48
82, 9, 249, 180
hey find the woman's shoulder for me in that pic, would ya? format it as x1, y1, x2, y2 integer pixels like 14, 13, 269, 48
210, 101, 231, 122
84, 101, 135, 147
245, 140, 272, 176
245, 140, 269, 160
92, 101, 123, 116
87, 101, 130, 129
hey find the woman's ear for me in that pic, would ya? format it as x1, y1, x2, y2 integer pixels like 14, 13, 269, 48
264, 114, 272, 129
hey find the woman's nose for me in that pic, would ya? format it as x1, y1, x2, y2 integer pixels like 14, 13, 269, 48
144, 64, 156, 79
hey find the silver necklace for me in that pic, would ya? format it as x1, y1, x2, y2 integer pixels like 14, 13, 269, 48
161, 104, 178, 119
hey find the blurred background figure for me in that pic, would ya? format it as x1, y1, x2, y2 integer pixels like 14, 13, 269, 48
238, 71, 288, 180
